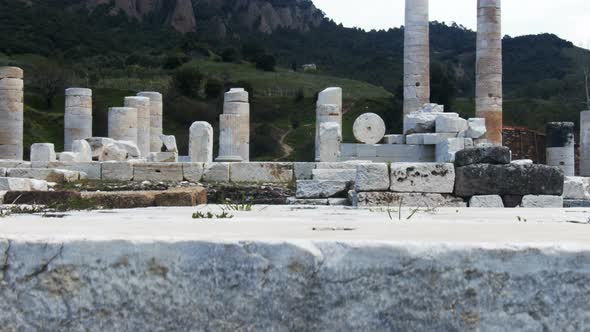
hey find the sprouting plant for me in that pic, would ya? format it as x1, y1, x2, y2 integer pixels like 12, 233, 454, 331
224, 202, 252, 212
192, 209, 234, 219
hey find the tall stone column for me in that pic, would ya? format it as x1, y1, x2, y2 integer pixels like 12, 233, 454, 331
124, 96, 150, 157
137, 91, 163, 152
189, 121, 214, 163
0, 67, 24, 160
315, 104, 340, 161
403, 0, 430, 116
580, 111, 590, 176
476, 0, 503, 146
216, 114, 243, 162
108, 107, 138, 144
223, 88, 250, 161
546, 122, 575, 177
64, 88, 92, 152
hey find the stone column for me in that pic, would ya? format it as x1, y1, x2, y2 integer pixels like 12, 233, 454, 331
64, 88, 92, 152
580, 111, 590, 176
403, 0, 430, 116
223, 88, 250, 161
317, 87, 343, 130
189, 121, 213, 163
0, 67, 24, 160
476, 0, 503, 146
108, 107, 138, 144
318, 122, 341, 162
124, 96, 150, 157
137, 91, 163, 152
315, 104, 341, 161
546, 122, 575, 176
216, 114, 243, 162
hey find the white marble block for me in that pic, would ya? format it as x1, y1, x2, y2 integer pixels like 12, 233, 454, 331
108, 107, 138, 144
30, 143, 56, 163
436, 113, 467, 133
223, 88, 250, 162
216, 114, 243, 162
521, 195, 563, 208
353, 113, 386, 144
355, 163, 390, 192
469, 195, 504, 208
315, 104, 341, 160
72, 140, 92, 162
436, 138, 465, 163
124, 96, 151, 157
137, 91, 163, 152
159, 135, 178, 153
100, 144, 128, 162
403, 0, 430, 115
465, 118, 487, 138
189, 122, 214, 163
390, 163, 455, 193
318, 122, 341, 162
383, 135, 405, 145
64, 88, 92, 152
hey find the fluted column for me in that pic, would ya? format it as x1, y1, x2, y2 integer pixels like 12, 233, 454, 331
0, 67, 24, 160
403, 0, 430, 116
124, 96, 151, 157
216, 114, 243, 162
137, 91, 163, 152
64, 88, 92, 151
476, 0, 503, 145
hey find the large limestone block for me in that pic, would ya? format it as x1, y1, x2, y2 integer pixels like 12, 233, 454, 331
72, 140, 93, 162
454, 146, 511, 167
563, 177, 590, 200
58, 152, 79, 162
147, 152, 178, 163
189, 122, 214, 163
390, 163, 455, 194
469, 195, 504, 208
296, 180, 350, 199
294, 162, 316, 180
521, 195, 564, 208
202, 163, 230, 182
383, 135, 405, 145
0, 177, 31, 191
230, 162, 293, 183
159, 135, 178, 153
312, 169, 356, 182
100, 144, 128, 162
435, 114, 467, 133
30, 179, 49, 192
355, 163, 389, 192
115, 141, 141, 159
86, 137, 116, 160
316, 161, 372, 170
7, 168, 80, 183
133, 163, 183, 182
354, 192, 466, 208
182, 163, 204, 182
0, 160, 30, 168
454, 164, 565, 197
403, 111, 444, 134
101, 162, 133, 181
465, 118, 487, 138
422, 133, 457, 145
353, 113, 386, 144
317, 122, 341, 162
108, 107, 138, 144
30, 143, 56, 163
435, 138, 465, 163
47, 162, 102, 180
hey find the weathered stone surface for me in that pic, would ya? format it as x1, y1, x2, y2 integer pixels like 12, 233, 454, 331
189, 122, 214, 163
355, 163, 389, 191
7, 168, 80, 183
521, 195, 564, 208
454, 164, 564, 197
30, 143, 56, 163
58, 152, 79, 163
435, 113, 466, 133
342, 144, 435, 163
454, 146, 511, 167
224, 88, 249, 103
147, 152, 178, 163
203, 163, 230, 182
100, 143, 128, 161
465, 118, 487, 138
3, 191, 82, 205
0, 190, 5, 203
137, 91, 163, 153
101, 162, 134, 181
0, 168, 5, 177
422, 133, 457, 145
47, 162, 102, 180
216, 113, 243, 162
133, 163, 183, 182
312, 169, 356, 182
0, 160, 30, 168
108, 107, 138, 144
153, 187, 207, 207
435, 138, 464, 163
30, 179, 48, 191
403, 111, 442, 134
469, 195, 504, 208
294, 162, 316, 180
72, 140, 93, 162
182, 163, 204, 182
353, 113, 386, 144
317, 122, 341, 162
124, 96, 150, 157
563, 177, 590, 200
383, 134, 405, 145
296, 180, 350, 198
114, 141, 141, 159
564, 200, 590, 208
286, 197, 329, 206
0, 66, 23, 79
328, 198, 350, 206
0, 177, 31, 191
403, 0, 430, 115
231, 163, 293, 183
316, 161, 371, 170
390, 163, 455, 193
354, 192, 466, 208
159, 135, 178, 153
405, 134, 430, 145
86, 137, 116, 160
511, 159, 533, 166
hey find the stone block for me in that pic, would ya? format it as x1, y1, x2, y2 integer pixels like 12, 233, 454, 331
203, 163, 230, 182
224, 88, 249, 103
86, 137, 116, 160
469, 195, 504, 208
454, 146, 511, 167
564, 200, 590, 208
312, 169, 356, 182
436, 114, 466, 133
30, 179, 48, 191
465, 118, 487, 138
58, 152, 79, 162
0, 168, 5, 177
316, 161, 371, 170
72, 140, 92, 162
390, 163, 455, 193
47, 162, 102, 180
422, 133, 457, 145
563, 177, 590, 200
403, 111, 444, 134
355, 163, 389, 191
147, 152, 178, 163
318, 122, 341, 162
0, 177, 31, 191
405, 134, 429, 145
354, 192, 466, 208
154, 187, 207, 207
435, 138, 465, 163
101, 162, 133, 181
383, 135, 405, 145
328, 198, 350, 206
159, 135, 178, 153
182, 163, 204, 182
454, 164, 565, 197
114, 141, 141, 159
30, 143, 56, 163
296, 180, 351, 199
7, 168, 80, 183
133, 163, 183, 182
286, 197, 329, 206
189, 122, 214, 163
294, 162, 316, 180
511, 159, 533, 166
230, 163, 293, 183
521, 195, 564, 208
101, 144, 128, 162
355, 144, 434, 162
0, 160, 30, 168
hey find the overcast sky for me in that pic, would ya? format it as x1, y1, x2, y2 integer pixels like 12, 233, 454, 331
313, 0, 590, 48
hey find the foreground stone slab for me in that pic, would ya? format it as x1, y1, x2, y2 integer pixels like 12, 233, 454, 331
230, 162, 293, 183
521, 195, 564, 208
390, 163, 455, 194
454, 164, 564, 197
0, 206, 589, 330
353, 192, 466, 208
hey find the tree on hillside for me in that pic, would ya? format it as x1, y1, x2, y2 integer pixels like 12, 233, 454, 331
32, 59, 70, 109
171, 67, 203, 98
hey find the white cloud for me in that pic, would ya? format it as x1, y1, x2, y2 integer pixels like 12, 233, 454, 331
313, 0, 590, 48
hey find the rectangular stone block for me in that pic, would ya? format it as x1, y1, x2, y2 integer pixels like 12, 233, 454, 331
383, 135, 405, 145
521, 195, 563, 208
182, 163, 204, 183
469, 195, 504, 208
436, 138, 465, 162
294, 162, 316, 180
0, 177, 31, 191
405, 134, 430, 145
47, 162, 102, 180
101, 162, 133, 181
147, 152, 178, 163
0, 160, 30, 168
353, 192, 466, 208
0, 168, 5, 177
312, 169, 356, 182
133, 163, 183, 182
154, 187, 207, 207
296, 180, 350, 199
436, 114, 467, 133
355, 163, 390, 191
316, 161, 371, 170
286, 197, 329, 206
6, 168, 80, 183
423, 133, 457, 145
203, 163, 230, 183
230, 162, 293, 183
390, 163, 455, 193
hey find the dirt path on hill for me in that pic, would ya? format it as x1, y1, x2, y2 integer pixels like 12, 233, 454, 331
275, 128, 294, 161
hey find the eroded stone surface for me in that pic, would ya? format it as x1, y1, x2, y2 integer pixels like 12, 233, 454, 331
355, 163, 389, 192
231, 163, 293, 183
563, 177, 590, 200
454, 146, 511, 167
354, 192, 466, 208
353, 113, 386, 144
390, 163, 455, 193
469, 195, 504, 208
521, 195, 564, 208
296, 180, 350, 198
